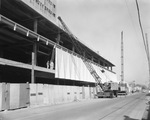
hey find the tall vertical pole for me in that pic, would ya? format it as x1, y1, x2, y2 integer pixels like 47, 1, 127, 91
121, 31, 124, 82
145, 33, 150, 89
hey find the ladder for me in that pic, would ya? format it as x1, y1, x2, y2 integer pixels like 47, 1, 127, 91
58, 16, 104, 91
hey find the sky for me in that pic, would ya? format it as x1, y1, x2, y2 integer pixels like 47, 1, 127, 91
56, 0, 150, 86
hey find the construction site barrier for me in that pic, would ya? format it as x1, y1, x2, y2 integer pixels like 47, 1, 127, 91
0, 83, 94, 110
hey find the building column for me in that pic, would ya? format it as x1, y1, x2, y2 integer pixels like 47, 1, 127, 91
107, 65, 109, 70
31, 19, 38, 83
72, 45, 75, 52
0, 0, 1, 12
33, 19, 38, 65
31, 52, 35, 83
91, 56, 94, 62
98, 60, 100, 65
83, 51, 86, 59
110, 66, 112, 71
56, 33, 60, 44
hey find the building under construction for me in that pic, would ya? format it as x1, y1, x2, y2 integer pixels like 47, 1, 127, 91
0, 0, 118, 111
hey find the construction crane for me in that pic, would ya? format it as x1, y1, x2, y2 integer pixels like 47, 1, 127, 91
58, 16, 119, 98
58, 16, 104, 90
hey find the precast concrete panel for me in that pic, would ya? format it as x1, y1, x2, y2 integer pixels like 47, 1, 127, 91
70, 86, 74, 101
37, 84, 44, 105
57, 85, 63, 104
9, 84, 20, 109
19, 84, 29, 108
5, 83, 10, 110
90, 87, 94, 98
62, 85, 67, 103
55, 85, 60, 104
91, 87, 96, 99
73, 86, 79, 101
84, 87, 90, 99
0, 83, 9, 111
0, 83, 5, 111
0, 83, 3, 110
89, 87, 92, 99
43, 84, 49, 104
49, 85, 55, 105
66, 86, 71, 102
79, 87, 83, 99
82, 86, 85, 99
59, 86, 64, 103
29, 84, 37, 106
53, 85, 58, 104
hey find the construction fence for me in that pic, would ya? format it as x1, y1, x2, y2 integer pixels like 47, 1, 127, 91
0, 83, 96, 111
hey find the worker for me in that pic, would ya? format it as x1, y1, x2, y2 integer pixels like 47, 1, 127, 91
50, 61, 54, 70
46, 61, 50, 69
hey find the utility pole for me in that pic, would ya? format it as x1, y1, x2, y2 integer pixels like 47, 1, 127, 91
145, 33, 150, 89
121, 31, 124, 82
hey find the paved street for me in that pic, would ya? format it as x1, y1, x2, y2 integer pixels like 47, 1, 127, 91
0, 93, 149, 120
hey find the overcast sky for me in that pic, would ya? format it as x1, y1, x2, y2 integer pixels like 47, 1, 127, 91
56, 0, 150, 85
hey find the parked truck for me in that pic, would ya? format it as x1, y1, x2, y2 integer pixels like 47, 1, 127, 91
118, 82, 129, 95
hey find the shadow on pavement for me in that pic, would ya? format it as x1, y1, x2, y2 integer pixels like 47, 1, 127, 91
124, 115, 138, 120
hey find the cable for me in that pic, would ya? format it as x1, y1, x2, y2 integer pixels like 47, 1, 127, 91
124, 0, 141, 44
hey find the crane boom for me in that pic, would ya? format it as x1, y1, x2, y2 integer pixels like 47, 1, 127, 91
57, 16, 104, 91
58, 16, 72, 36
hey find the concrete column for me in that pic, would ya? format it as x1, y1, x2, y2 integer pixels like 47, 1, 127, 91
91, 56, 94, 62
72, 46, 75, 52
102, 62, 105, 67
56, 34, 60, 44
0, 0, 1, 12
33, 19, 38, 65
31, 19, 38, 83
107, 65, 109, 70
31, 52, 35, 83
98, 60, 100, 65
111, 67, 112, 71
83, 51, 86, 59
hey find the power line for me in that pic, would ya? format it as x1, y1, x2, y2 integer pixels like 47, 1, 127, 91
124, 0, 141, 44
